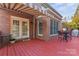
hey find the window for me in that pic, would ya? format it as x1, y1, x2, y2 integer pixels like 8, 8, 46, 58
50, 20, 54, 35
54, 21, 58, 34
12, 20, 19, 38
11, 16, 29, 39
22, 22, 28, 36
54, 21, 56, 34
50, 19, 59, 35
38, 18, 43, 36
55, 21, 58, 34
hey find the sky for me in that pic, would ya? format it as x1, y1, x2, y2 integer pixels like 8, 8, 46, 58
49, 3, 78, 22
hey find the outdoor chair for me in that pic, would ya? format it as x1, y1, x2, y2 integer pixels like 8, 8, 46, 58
63, 31, 72, 42
67, 33, 72, 40
57, 31, 63, 41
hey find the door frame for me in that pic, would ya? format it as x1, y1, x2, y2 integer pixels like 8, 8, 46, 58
10, 16, 29, 39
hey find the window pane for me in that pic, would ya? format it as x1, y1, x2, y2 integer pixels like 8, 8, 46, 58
39, 21, 42, 34
54, 21, 58, 34
22, 22, 28, 36
12, 20, 19, 37
54, 21, 56, 34
56, 22, 58, 34
50, 20, 54, 35
38, 18, 43, 34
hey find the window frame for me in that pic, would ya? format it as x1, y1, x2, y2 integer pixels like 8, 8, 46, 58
37, 17, 43, 36
50, 19, 58, 36
10, 16, 29, 39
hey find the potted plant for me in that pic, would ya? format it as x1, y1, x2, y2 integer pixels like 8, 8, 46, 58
9, 34, 16, 44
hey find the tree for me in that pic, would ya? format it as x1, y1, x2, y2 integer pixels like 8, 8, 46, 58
72, 15, 79, 29
62, 15, 79, 29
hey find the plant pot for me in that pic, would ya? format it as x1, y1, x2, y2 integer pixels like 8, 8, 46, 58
10, 41, 15, 44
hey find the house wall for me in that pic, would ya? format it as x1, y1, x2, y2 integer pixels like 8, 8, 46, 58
35, 16, 51, 40
0, 8, 34, 39
35, 10, 62, 40
47, 9, 62, 33
0, 9, 10, 35
0, 7, 62, 40
58, 21, 62, 30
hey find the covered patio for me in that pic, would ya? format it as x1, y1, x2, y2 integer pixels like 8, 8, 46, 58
0, 37, 79, 56
0, 3, 62, 49
0, 3, 51, 48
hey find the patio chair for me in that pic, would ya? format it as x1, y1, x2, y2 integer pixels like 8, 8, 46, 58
68, 33, 72, 40
57, 31, 63, 41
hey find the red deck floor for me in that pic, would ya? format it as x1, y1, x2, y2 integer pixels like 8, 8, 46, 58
0, 37, 79, 56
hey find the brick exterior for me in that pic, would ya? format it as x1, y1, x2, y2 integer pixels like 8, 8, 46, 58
0, 8, 62, 40
0, 9, 10, 35
0, 8, 34, 39
35, 16, 51, 40
42, 16, 50, 40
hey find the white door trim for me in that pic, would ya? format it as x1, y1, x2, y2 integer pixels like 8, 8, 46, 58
10, 16, 29, 39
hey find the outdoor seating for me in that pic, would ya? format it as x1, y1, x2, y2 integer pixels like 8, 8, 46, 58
57, 30, 72, 42
57, 31, 63, 41
68, 34, 72, 40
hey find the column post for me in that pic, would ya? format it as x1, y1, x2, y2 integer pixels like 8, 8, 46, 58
42, 16, 50, 41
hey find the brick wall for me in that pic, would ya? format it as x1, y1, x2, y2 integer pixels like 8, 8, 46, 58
36, 16, 51, 40
0, 8, 33, 39
0, 9, 10, 35
0, 8, 62, 40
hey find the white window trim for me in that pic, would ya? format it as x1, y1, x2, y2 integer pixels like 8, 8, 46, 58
21, 20, 29, 38
37, 17, 43, 36
50, 34, 58, 36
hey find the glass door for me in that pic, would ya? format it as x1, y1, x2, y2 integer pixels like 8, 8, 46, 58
12, 20, 19, 39
11, 16, 29, 39
22, 21, 29, 38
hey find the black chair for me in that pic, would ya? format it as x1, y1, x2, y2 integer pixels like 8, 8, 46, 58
68, 32, 72, 40
57, 31, 63, 41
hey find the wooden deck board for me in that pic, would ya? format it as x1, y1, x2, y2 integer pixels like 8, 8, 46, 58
0, 37, 79, 56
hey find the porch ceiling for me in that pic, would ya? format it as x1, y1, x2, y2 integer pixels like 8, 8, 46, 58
0, 3, 47, 17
